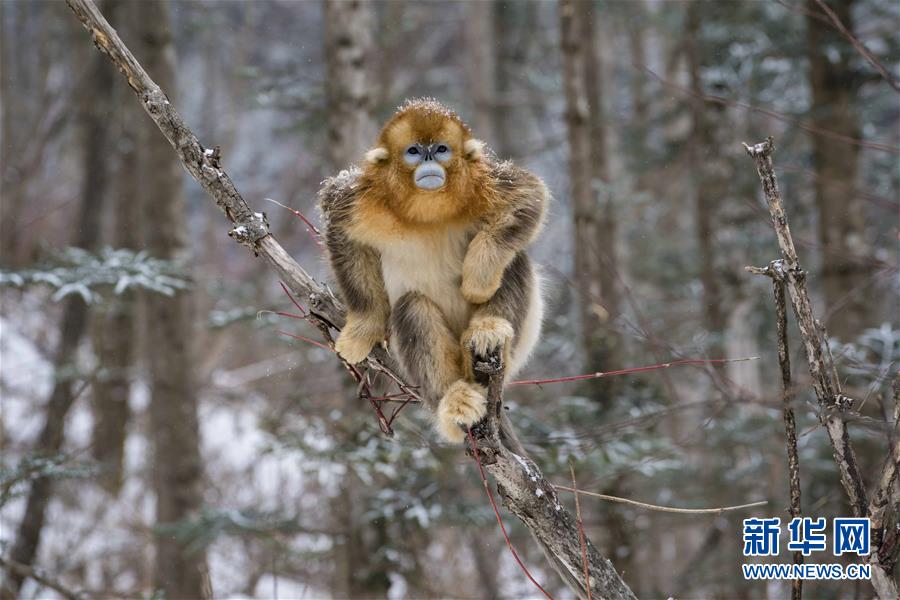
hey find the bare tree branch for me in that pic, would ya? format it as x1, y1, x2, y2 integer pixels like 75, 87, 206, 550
773, 274, 804, 600
745, 137, 898, 599
749, 261, 804, 599
867, 373, 899, 599
811, 0, 900, 93
469, 355, 635, 600
62, 1, 636, 597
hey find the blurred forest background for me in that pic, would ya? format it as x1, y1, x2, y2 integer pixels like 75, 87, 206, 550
1, 0, 898, 598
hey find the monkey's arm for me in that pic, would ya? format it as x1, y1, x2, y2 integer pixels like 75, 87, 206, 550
319, 170, 391, 364
461, 162, 548, 304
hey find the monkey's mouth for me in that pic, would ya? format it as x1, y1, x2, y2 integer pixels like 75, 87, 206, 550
415, 174, 445, 189
414, 164, 446, 190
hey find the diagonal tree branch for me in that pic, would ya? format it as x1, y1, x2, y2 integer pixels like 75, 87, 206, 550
63, 1, 635, 597
811, 0, 900, 94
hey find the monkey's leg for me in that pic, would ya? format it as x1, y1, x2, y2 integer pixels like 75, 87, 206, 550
461, 253, 534, 381
391, 291, 486, 442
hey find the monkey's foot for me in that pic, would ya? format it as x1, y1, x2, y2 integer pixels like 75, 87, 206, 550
437, 380, 488, 443
334, 313, 387, 364
462, 316, 514, 358
334, 332, 374, 364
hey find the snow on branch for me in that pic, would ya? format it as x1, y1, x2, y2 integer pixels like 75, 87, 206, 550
0, 247, 190, 303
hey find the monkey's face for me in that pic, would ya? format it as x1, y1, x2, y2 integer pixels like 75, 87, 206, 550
363, 100, 487, 226
402, 142, 453, 191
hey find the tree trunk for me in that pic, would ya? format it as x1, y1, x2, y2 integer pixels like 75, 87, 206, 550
584, 5, 622, 361
90, 0, 139, 495
494, 1, 536, 160
625, 0, 648, 158
324, 0, 377, 167
805, 0, 871, 341
686, 2, 727, 356
560, 0, 621, 375
3, 1, 115, 590
323, 1, 386, 596
132, 1, 208, 597
464, 0, 498, 149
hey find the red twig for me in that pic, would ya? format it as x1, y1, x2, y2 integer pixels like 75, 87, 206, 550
570, 463, 592, 600
279, 281, 308, 316
266, 198, 324, 250
277, 330, 333, 352
510, 357, 758, 386
466, 427, 554, 600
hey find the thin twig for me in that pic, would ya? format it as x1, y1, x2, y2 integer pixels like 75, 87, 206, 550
553, 487, 768, 515
772, 271, 804, 600
812, 0, 900, 93
570, 463, 592, 600
510, 357, 758, 386
639, 64, 899, 155
265, 198, 324, 250
277, 330, 334, 352
0, 556, 83, 600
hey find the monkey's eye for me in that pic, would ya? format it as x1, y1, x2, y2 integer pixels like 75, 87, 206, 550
436, 145, 448, 154
406, 146, 419, 155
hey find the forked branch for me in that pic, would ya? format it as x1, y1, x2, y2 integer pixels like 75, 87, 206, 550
744, 137, 898, 599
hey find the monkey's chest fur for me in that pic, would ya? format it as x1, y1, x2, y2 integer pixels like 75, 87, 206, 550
378, 225, 475, 336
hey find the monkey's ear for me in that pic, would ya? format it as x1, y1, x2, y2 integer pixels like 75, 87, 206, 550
464, 139, 485, 160
364, 147, 389, 164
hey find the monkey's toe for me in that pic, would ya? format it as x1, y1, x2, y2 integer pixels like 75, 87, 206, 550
462, 316, 514, 358
334, 331, 374, 364
437, 380, 488, 443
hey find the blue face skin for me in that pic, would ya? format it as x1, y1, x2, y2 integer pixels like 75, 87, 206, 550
403, 142, 452, 190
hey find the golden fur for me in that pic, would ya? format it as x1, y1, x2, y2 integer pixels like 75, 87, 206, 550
319, 98, 548, 443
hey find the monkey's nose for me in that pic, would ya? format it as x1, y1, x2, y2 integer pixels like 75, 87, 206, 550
414, 163, 446, 190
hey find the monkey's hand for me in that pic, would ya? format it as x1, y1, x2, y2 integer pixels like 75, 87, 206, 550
334, 312, 386, 364
437, 381, 487, 443
461, 233, 511, 304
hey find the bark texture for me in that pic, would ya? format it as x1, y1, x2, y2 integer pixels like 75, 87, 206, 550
63, 2, 636, 597
773, 275, 803, 600
4, 1, 114, 590
131, 1, 208, 597
90, 0, 139, 494
559, 0, 621, 375
470, 356, 636, 600
805, 0, 872, 340
324, 0, 376, 168
464, 0, 498, 148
